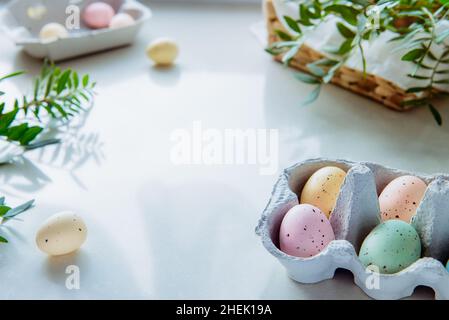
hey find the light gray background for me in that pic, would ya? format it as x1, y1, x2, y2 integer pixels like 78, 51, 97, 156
0, 1, 444, 299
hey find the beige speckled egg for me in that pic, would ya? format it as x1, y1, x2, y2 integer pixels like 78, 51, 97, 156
39, 23, 68, 42
36, 211, 87, 256
146, 38, 179, 66
300, 166, 346, 218
379, 175, 427, 223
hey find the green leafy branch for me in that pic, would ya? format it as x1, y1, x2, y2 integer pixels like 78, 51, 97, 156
0, 61, 96, 147
266, 0, 449, 124
394, 4, 449, 124
267, 0, 377, 106
0, 197, 35, 243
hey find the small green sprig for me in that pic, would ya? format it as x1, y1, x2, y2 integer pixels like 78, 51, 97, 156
394, 5, 449, 125
0, 61, 96, 147
266, 0, 449, 125
0, 197, 35, 243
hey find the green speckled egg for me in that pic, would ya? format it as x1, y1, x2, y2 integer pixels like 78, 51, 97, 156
359, 220, 421, 274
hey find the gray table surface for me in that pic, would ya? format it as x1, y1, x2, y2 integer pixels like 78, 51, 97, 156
0, 1, 444, 299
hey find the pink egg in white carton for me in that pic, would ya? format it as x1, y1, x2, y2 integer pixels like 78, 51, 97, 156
256, 158, 449, 300
0, 0, 152, 61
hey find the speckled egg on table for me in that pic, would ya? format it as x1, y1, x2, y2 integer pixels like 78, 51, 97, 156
359, 220, 421, 274
279, 204, 335, 258
36, 211, 87, 256
379, 175, 427, 222
300, 166, 346, 218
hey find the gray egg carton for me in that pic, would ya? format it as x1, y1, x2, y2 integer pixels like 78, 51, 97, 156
256, 158, 449, 300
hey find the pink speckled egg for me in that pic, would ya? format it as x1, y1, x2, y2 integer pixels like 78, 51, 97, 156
279, 204, 335, 258
379, 175, 427, 223
82, 2, 115, 29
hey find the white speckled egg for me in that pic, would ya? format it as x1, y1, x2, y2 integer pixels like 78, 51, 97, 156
39, 23, 68, 42
146, 38, 179, 66
109, 13, 135, 29
36, 211, 87, 256
379, 175, 427, 222
300, 166, 347, 218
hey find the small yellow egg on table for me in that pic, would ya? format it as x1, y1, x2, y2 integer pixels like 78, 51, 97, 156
39, 23, 69, 42
36, 211, 87, 256
146, 38, 179, 66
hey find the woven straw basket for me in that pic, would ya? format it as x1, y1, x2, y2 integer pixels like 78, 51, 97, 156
264, 0, 421, 111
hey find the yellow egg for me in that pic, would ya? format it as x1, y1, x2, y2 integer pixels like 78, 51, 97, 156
146, 38, 179, 66
300, 166, 347, 218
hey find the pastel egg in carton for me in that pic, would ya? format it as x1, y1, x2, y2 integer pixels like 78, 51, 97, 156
255, 158, 449, 300
0, 0, 151, 61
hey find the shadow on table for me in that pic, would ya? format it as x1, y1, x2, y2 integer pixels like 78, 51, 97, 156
147, 64, 181, 87
0, 106, 105, 193
16, 202, 145, 299
31, 128, 105, 190
255, 63, 442, 300
259, 267, 434, 300
42, 248, 140, 299
262, 61, 449, 170
1, 204, 143, 298
0, 158, 51, 197
1, 51, 105, 192
12, 41, 153, 88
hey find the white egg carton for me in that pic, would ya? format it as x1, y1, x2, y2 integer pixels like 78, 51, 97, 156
0, 0, 151, 61
256, 158, 449, 300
